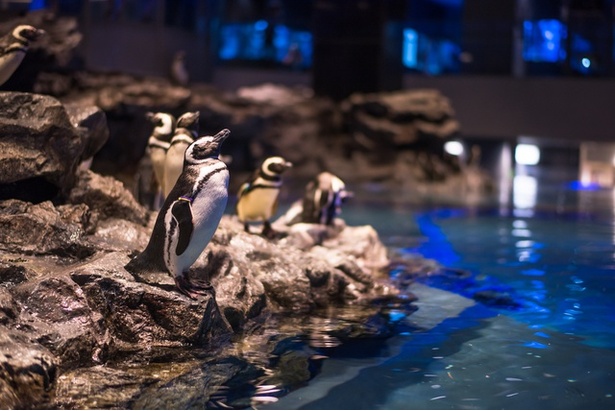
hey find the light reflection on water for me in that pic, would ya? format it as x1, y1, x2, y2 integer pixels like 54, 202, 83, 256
264, 176, 615, 410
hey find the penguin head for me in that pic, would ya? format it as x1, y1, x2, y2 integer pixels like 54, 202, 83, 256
185, 128, 230, 165
261, 156, 293, 177
146, 112, 176, 140
176, 111, 200, 135
12, 25, 45, 44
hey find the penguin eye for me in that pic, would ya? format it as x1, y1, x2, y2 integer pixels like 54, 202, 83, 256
191, 143, 216, 159
268, 163, 284, 174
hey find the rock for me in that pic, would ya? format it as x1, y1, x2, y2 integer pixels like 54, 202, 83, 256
0, 92, 87, 202
0, 327, 58, 409
68, 169, 149, 226
65, 105, 109, 164
342, 89, 460, 148
0, 199, 95, 259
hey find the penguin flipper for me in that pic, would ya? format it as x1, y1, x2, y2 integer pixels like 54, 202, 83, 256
171, 198, 194, 256
237, 182, 251, 198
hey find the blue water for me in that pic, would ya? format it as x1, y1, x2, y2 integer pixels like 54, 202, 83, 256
263, 179, 615, 410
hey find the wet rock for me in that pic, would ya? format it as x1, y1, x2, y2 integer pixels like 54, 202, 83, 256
0, 328, 58, 409
12, 274, 103, 367
0, 199, 95, 259
0, 92, 87, 202
68, 169, 149, 226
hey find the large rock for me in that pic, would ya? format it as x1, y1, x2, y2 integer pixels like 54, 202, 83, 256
0, 92, 88, 202
0, 327, 58, 409
65, 105, 109, 164
0, 199, 95, 258
68, 169, 149, 226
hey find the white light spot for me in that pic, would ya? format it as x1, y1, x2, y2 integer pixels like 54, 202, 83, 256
582, 58, 591, 68
444, 141, 464, 156
515, 144, 540, 165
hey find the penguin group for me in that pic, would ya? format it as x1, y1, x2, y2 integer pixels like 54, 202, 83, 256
126, 128, 231, 298
130, 108, 352, 298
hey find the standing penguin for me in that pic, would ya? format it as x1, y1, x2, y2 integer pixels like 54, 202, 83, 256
0, 25, 45, 86
236, 156, 292, 237
170, 50, 189, 87
146, 111, 176, 198
163, 111, 200, 198
301, 172, 351, 225
126, 129, 231, 298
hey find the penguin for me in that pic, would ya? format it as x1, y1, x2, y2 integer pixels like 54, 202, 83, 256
145, 111, 176, 198
236, 156, 293, 237
0, 25, 45, 86
301, 172, 352, 225
163, 111, 199, 199
170, 50, 189, 87
125, 128, 231, 298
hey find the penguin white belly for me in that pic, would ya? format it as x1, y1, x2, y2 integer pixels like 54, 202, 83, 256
238, 188, 280, 222
164, 169, 229, 277
0, 52, 25, 85
149, 146, 167, 192
163, 142, 189, 198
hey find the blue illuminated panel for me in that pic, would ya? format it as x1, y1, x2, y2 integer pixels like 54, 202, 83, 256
219, 21, 312, 69
523, 19, 566, 63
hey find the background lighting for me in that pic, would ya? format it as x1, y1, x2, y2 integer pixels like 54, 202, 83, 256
515, 144, 541, 165
444, 141, 464, 156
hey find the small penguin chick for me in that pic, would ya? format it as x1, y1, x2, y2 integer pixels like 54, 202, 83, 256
163, 111, 200, 198
125, 128, 231, 299
0, 25, 45, 86
236, 156, 293, 238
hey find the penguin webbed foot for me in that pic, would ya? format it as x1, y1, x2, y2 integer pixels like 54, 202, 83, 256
175, 273, 213, 299
261, 221, 286, 240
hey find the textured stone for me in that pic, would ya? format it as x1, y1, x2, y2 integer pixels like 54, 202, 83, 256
0, 92, 86, 202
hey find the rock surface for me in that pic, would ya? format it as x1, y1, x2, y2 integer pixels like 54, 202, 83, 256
0, 182, 418, 408
0, 92, 105, 203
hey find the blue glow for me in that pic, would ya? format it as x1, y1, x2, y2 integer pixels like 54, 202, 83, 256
582, 58, 591, 68
523, 341, 549, 349
402, 28, 460, 74
523, 19, 566, 63
403, 28, 418, 68
29, 0, 46, 10
568, 181, 603, 191
218, 22, 312, 68
254, 20, 268, 31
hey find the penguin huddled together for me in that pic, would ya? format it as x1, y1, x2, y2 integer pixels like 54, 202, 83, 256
126, 128, 231, 298
0, 25, 45, 86
143, 110, 201, 205
131, 114, 351, 298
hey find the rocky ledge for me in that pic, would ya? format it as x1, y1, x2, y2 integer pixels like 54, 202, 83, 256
0, 91, 429, 409
0, 189, 420, 408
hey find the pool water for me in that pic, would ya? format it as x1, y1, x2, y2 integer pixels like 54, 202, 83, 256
264, 179, 615, 409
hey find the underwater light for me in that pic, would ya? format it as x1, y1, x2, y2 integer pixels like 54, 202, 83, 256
582, 58, 591, 68
444, 141, 464, 156
515, 144, 540, 165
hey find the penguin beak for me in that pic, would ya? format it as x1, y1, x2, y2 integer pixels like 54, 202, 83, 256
25, 28, 45, 41
284, 161, 293, 169
145, 112, 155, 121
212, 128, 230, 143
